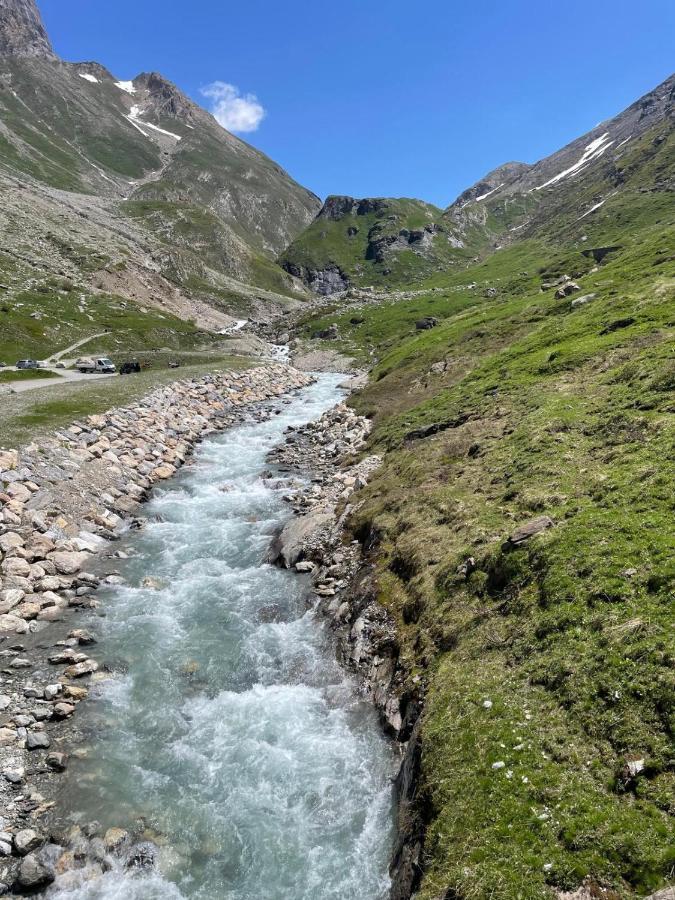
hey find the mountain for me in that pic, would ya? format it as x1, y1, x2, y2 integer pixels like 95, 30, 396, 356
279, 195, 473, 294
444, 74, 674, 251
0, 0, 321, 345
298, 72, 675, 900
282, 75, 674, 298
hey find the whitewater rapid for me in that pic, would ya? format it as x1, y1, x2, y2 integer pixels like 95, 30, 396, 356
46, 373, 395, 900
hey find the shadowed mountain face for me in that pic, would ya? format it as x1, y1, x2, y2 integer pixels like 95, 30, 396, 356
0, 0, 321, 326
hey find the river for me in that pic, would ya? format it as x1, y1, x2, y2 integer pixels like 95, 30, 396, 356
46, 373, 395, 900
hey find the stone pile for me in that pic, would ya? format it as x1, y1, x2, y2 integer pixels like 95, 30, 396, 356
0, 363, 312, 892
266, 403, 404, 735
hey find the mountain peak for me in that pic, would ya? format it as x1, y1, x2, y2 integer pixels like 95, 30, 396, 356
0, 0, 56, 59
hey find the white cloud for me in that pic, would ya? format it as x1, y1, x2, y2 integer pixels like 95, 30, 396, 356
200, 81, 266, 133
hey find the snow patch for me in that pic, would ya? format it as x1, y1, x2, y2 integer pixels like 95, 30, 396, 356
115, 80, 137, 94
536, 133, 614, 190
124, 104, 182, 141
616, 135, 632, 149
473, 183, 504, 203
78, 73, 99, 84
577, 198, 607, 220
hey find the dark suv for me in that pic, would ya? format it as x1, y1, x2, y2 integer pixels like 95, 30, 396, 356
16, 359, 39, 369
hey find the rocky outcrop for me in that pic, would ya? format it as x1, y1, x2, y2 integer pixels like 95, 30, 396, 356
318, 196, 391, 221
282, 262, 349, 295
0, 0, 56, 59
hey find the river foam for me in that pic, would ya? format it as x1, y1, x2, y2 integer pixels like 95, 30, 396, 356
46, 374, 394, 900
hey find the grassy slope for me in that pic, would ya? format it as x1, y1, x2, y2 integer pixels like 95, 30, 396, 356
279, 198, 478, 288
301, 158, 674, 896
0, 254, 223, 362
121, 199, 302, 299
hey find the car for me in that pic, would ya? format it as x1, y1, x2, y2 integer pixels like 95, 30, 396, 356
77, 357, 116, 374
55, 362, 65, 369
16, 359, 39, 369
120, 361, 141, 375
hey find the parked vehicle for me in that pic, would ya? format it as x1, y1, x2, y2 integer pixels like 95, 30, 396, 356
76, 357, 116, 374
16, 359, 39, 369
120, 361, 141, 375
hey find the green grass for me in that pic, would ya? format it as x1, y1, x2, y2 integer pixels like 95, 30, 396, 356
301, 183, 675, 897
0, 278, 219, 362
0, 357, 252, 449
0, 368, 60, 382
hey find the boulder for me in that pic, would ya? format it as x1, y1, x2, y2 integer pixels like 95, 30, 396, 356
46, 550, 90, 575
415, 316, 438, 330
271, 507, 333, 568
17, 853, 54, 889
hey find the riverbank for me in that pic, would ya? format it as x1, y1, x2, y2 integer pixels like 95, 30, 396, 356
0, 363, 315, 893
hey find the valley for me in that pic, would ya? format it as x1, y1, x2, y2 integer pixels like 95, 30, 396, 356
0, 0, 673, 897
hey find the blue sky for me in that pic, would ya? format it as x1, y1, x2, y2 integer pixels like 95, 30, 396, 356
41, 0, 674, 207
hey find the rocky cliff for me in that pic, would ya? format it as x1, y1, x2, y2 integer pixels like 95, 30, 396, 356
0, 0, 55, 59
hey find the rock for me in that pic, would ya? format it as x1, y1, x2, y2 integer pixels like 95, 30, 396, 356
65, 659, 99, 678
17, 852, 55, 889
68, 628, 97, 645
44, 684, 62, 700
14, 829, 42, 855
46, 550, 89, 575
0, 694, 11, 710
295, 561, 315, 573
5, 481, 31, 503
0, 727, 16, 745
0, 449, 19, 471
0, 614, 25, 634
505, 516, 554, 547
25, 731, 50, 750
52, 702, 75, 719
313, 323, 339, 340
0, 557, 31, 578
0, 532, 24, 552
415, 316, 438, 330
141, 577, 165, 590
104, 827, 129, 851
0, 588, 25, 613
271, 507, 333, 568
46, 751, 67, 771
570, 292, 596, 308
554, 281, 580, 298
